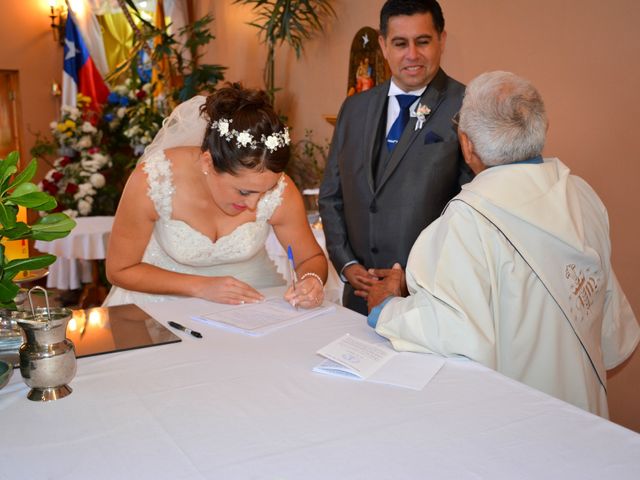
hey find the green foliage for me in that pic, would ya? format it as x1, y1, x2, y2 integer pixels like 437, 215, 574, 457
0, 152, 76, 309
286, 130, 328, 190
234, 0, 336, 105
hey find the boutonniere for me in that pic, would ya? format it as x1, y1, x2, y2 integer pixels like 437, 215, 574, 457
412, 103, 431, 131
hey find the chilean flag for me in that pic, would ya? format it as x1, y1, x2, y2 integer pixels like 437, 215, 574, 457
62, 12, 109, 112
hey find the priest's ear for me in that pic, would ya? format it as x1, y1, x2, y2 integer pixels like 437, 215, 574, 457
458, 131, 486, 175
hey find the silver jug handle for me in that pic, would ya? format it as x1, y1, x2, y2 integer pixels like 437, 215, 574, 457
27, 286, 52, 322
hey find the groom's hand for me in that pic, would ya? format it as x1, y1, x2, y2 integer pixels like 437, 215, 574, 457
344, 263, 379, 298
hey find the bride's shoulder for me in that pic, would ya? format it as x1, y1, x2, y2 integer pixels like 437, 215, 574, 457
140, 149, 171, 176
265, 174, 304, 223
278, 174, 303, 202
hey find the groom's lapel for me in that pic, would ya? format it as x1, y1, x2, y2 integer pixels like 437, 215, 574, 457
364, 82, 390, 193
375, 70, 447, 192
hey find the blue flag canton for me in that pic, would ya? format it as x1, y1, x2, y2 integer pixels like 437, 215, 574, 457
63, 15, 90, 84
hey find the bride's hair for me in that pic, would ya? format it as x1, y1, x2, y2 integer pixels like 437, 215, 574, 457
201, 83, 290, 174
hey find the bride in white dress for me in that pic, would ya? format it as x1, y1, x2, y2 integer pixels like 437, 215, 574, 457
104, 85, 327, 308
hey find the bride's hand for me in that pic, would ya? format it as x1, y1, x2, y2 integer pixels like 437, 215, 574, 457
195, 276, 264, 304
284, 274, 324, 309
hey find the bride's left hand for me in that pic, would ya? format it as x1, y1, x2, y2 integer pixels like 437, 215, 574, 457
284, 275, 324, 309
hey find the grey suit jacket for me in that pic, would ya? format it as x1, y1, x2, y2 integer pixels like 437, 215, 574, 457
319, 68, 471, 314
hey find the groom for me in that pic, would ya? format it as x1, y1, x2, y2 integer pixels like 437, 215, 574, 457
319, 0, 471, 314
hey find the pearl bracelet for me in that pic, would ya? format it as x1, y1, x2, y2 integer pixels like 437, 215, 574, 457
300, 272, 324, 287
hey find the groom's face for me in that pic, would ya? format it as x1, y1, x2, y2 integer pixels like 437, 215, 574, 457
378, 12, 446, 92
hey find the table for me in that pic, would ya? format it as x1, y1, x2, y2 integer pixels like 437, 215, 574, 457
1, 290, 638, 479
34, 216, 114, 306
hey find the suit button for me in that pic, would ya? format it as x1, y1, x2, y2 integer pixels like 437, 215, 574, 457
371, 247, 379, 254
369, 203, 377, 213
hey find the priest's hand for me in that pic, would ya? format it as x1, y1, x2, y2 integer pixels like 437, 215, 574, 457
367, 263, 405, 312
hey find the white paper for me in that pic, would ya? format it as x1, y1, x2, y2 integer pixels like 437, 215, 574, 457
192, 297, 335, 336
316, 333, 396, 378
314, 334, 445, 391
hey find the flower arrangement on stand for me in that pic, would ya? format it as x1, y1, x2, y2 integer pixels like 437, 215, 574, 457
32, 11, 226, 219
39, 95, 113, 218
102, 78, 167, 158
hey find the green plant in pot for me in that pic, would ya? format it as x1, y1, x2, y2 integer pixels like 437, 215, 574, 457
0, 151, 76, 310
233, 0, 335, 107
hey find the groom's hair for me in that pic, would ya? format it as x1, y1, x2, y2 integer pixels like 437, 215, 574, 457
380, 0, 445, 37
201, 83, 290, 175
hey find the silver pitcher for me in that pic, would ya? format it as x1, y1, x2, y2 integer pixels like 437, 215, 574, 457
14, 287, 76, 401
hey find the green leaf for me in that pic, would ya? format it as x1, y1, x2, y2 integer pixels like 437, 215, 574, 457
0, 151, 19, 192
6, 191, 57, 210
30, 214, 76, 240
8, 182, 39, 196
0, 300, 17, 310
0, 203, 17, 229
0, 222, 31, 240
6, 159, 37, 193
0, 278, 19, 304
3, 254, 57, 280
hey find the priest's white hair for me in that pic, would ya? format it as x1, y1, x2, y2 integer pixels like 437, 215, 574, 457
459, 71, 548, 166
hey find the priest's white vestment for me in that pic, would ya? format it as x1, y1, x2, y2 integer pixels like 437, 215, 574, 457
374, 158, 639, 417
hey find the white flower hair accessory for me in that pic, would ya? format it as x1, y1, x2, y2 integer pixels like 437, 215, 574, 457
210, 118, 290, 152
411, 103, 432, 131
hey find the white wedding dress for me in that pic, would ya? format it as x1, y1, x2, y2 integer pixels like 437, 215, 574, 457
103, 150, 286, 306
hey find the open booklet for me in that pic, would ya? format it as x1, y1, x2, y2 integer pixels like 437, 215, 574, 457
191, 297, 335, 336
314, 334, 445, 391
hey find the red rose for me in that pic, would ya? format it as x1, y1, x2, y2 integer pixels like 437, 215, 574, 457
65, 183, 79, 194
89, 147, 99, 154
136, 90, 147, 100
41, 180, 58, 195
59, 156, 71, 167
52, 172, 64, 182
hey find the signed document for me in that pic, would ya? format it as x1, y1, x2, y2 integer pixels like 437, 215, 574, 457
192, 297, 335, 336
314, 334, 445, 391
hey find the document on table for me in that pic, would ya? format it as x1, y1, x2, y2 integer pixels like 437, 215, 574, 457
191, 297, 335, 336
314, 334, 445, 391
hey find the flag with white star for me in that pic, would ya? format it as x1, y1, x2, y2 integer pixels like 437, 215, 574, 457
62, 12, 109, 112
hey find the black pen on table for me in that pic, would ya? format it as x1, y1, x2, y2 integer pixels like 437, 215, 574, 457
168, 321, 202, 339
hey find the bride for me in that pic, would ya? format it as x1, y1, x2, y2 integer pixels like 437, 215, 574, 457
104, 84, 327, 308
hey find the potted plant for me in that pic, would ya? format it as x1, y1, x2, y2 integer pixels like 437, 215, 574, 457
233, 0, 335, 107
0, 151, 76, 310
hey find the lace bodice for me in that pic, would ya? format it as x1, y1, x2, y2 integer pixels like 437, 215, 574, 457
143, 150, 286, 266
103, 150, 286, 307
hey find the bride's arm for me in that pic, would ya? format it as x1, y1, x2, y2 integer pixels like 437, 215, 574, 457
271, 176, 328, 308
105, 163, 263, 304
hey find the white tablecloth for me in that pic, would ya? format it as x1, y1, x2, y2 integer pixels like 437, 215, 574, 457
1, 290, 638, 479
34, 216, 114, 290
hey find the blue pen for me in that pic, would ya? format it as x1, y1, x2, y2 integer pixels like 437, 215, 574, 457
287, 245, 298, 289
287, 246, 299, 309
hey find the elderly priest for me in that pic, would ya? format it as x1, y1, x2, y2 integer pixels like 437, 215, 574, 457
366, 71, 639, 418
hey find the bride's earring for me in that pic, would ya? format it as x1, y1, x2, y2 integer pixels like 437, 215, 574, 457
202, 170, 209, 176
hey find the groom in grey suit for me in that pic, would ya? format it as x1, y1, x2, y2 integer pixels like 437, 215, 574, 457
319, 0, 471, 314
